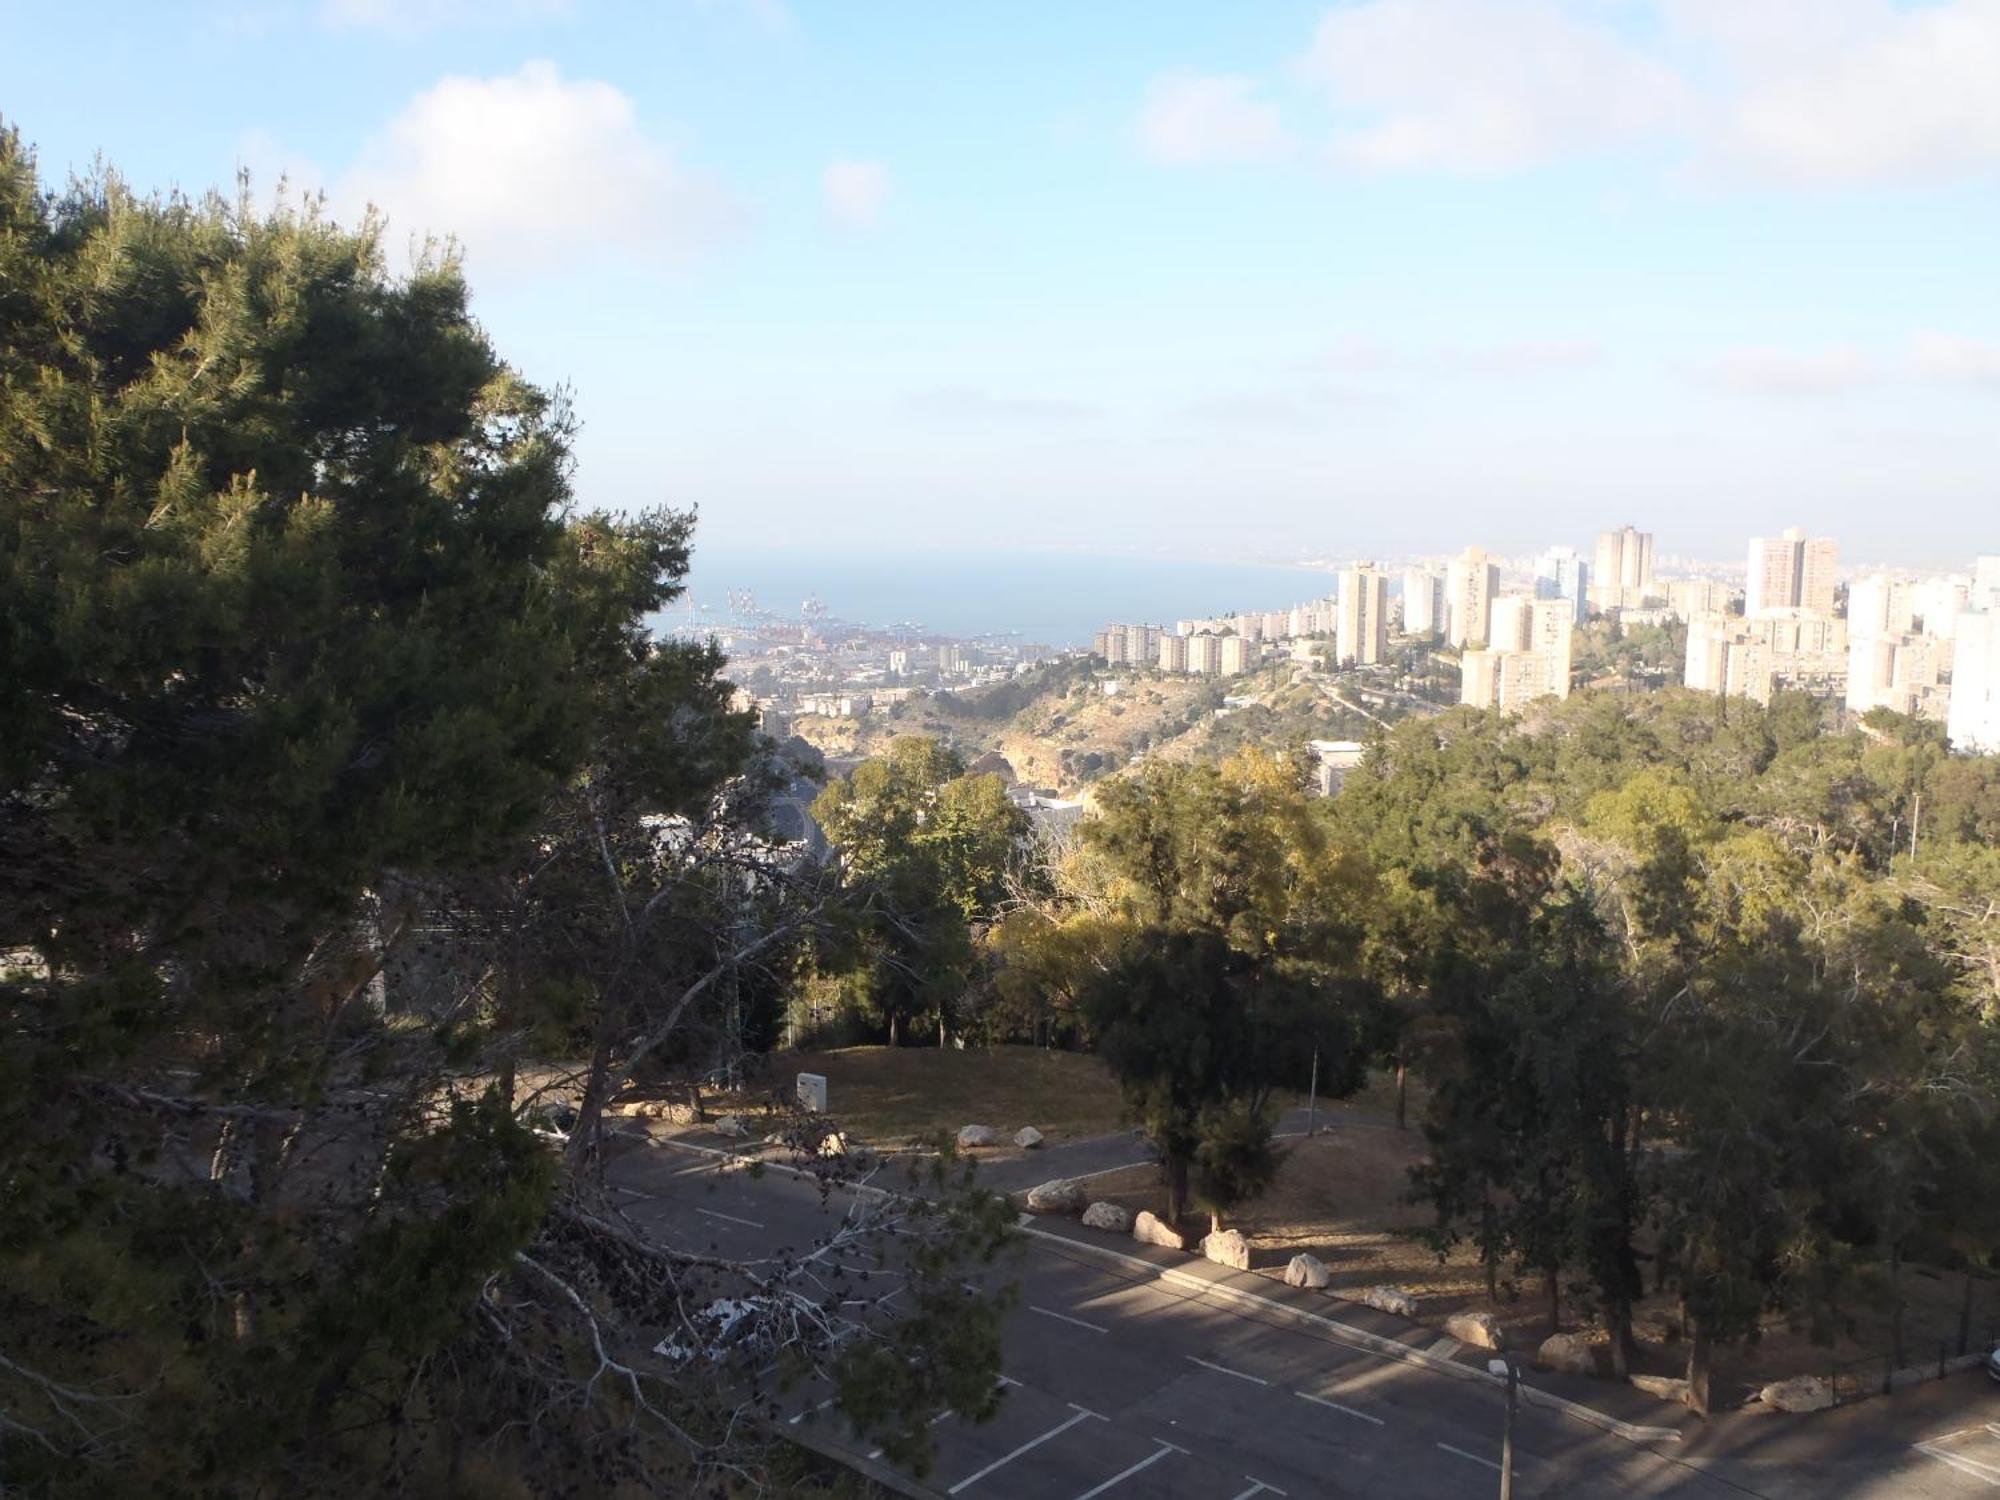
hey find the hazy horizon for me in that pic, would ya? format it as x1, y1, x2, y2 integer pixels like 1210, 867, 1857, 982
7, 1, 1998, 565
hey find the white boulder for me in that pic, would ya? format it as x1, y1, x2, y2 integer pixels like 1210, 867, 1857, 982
1759, 1375, 1833, 1413
1284, 1253, 1331, 1289
1201, 1229, 1252, 1271
713, 1114, 748, 1139
816, 1130, 849, 1158
1536, 1332, 1597, 1376
1024, 1178, 1086, 1215
1081, 1201, 1130, 1232
1014, 1126, 1045, 1149
1630, 1374, 1690, 1403
1132, 1210, 1186, 1250
1446, 1311, 1508, 1351
1360, 1285, 1420, 1319
957, 1124, 1001, 1149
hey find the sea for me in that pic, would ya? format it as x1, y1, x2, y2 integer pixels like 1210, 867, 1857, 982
659, 544, 1338, 648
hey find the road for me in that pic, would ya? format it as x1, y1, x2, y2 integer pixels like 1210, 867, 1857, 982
607, 1133, 2000, 1498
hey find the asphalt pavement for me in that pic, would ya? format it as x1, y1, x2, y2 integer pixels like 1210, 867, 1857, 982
607, 1129, 2000, 1499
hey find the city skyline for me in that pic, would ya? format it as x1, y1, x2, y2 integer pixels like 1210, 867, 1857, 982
6, 2, 2000, 562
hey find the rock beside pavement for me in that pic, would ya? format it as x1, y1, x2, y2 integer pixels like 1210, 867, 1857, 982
1446, 1311, 1507, 1351
1537, 1332, 1597, 1376
957, 1124, 1001, 1149
1284, 1253, 1330, 1289
1759, 1375, 1833, 1413
1081, 1202, 1129, 1232
713, 1114, 747, 1139
1630, 1374, 1689, 1403
1358, 1285, 1420, 1318
1024, 1178, 1086, 1215
1201, 1229, 1252, 1271
1014, 1126, 1044, 1149
1132, 1210, 1185, 1250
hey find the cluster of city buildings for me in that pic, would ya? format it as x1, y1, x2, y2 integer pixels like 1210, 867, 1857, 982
1092, 564, 1395, 680
1090, 524, 2000, 754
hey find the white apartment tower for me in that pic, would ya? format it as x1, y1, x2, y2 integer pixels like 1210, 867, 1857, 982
1337, 563, 1390, 666
1402, 569, 1444, 637
1534, 546, 1589, 624
1461, 595, 1573, 710
1947, 611, 2000, 753
1445, 546, 1499, 648
1745, 527, 1838, 618
1590, 527, 1654, 612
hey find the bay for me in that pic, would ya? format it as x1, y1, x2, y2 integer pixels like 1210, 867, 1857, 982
660, 543, 1337, 648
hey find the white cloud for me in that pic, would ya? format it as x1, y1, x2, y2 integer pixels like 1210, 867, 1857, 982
1135, 72, 1291, 166
1676, 0, 2000, 184
1909, 333, 2000, 384
1301, 0, 1690, 174
821, 160, 890, 228
319, 0, 570, 35
903, 387, 1100, 423
334, 62, 739, 274
1705, 346, 1876, 393
1311, 337, 1602, 376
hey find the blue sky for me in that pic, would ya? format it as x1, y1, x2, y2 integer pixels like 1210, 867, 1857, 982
5, 0, 1999, 569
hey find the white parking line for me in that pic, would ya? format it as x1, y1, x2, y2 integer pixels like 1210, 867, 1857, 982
1297, 1391, 1385, 1426
1915, 1442, 2000, 1486
1030, 1304, 1109, 1334
1228, 1481, 1287, 1500
787, 1397, 836, 1426
694, 1206, 763, 1229
1187, 1355, 1268, 1386
1070, 1440, 1188, 1499
947, 1405, 1105, 1494
1436, 1442, 1501, 1473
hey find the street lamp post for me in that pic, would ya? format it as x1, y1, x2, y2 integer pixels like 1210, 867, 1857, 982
1499, 1355, 1519, 1500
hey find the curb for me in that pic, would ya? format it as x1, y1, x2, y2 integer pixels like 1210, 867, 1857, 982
1018, 1219, 1685, 1446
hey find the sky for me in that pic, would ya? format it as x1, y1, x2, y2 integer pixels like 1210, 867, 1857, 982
5, 0, 1999, 570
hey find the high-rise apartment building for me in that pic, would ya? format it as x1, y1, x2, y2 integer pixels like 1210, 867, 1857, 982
1947, 611, 2000, 753
1402, 570, 1444, 637
1685, 610, 1847, 704
1745, 527, 1838, 618
1847, 574, 1918, 639
1534, 546, 1589, 623
1219, 634, 1257, 676
1187, 634, 1222, 676
1589, 526, 1655, 613
1666, 578, 1732, 620
1975, 557, 2000, 610
1336, 563, 1389, 666
1445, 547, 1499, 648
1461, 595, 1572, 709
1157, 634, 1189, 673
1915, 576, 1971, 638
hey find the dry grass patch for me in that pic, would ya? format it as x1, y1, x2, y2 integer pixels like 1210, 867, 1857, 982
758, 1045, 1124, 1148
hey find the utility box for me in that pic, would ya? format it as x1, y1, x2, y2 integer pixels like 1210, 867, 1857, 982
797, 1072, 828, 1113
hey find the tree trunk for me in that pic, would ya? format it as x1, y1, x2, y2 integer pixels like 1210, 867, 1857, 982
888, 1012, 900, 1048
939, 1013, 946, 1049
1889, 1241, 1906, 1371
1486, 1251, 1498, 1304
1685, 1307, 1712, 1417
1959, 1267, 1976, 1357
1166, 1154, 1189, 1225
1609, 1304, 1632, 1380
1395, 1061, 1408, 1131
1546, 1263, 1561, 1334
1211, 1210, 1222, 1236
564, 1032, 615, 1175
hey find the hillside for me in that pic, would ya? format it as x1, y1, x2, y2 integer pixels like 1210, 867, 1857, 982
791, 654, 1432, 792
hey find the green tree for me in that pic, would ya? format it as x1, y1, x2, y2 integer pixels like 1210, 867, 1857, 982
810, 736, 1028, 1045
